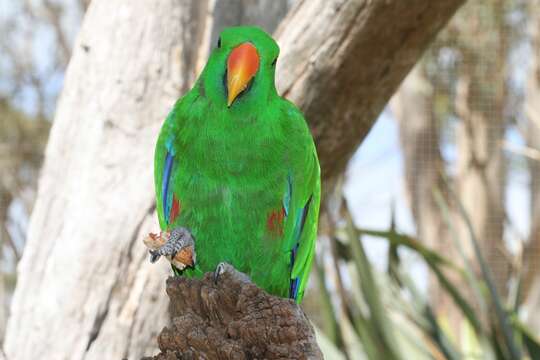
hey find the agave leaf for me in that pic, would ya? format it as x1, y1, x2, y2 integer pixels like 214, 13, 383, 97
343, 208, 403, 360
355, 225, 484, 334
314, 325, 348, 360
357, 228, 457, 270
443, 178, 522, 359
397, 268, 462, 360
512, 318, 540, 359
433, 189, 490, 318
313, 256, 345, 350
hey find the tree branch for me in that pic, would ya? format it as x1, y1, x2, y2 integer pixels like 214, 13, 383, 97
276, 0, 466, 179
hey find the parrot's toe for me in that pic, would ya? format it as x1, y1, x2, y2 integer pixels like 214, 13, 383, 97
213, 262, 229, 284
149, 250, 161, 263
212, 263, 252, 286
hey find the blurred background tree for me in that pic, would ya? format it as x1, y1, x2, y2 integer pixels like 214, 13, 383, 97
0, 0, 85, 340
0, 101, 49, 341
392, 0, 519, 332
3, 0, 540, 359
523, 0, 540, 332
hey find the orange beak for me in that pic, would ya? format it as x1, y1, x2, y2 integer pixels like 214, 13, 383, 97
227, 43, 260, 107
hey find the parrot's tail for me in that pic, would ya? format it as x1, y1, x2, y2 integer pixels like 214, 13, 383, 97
149, 250, 161, 263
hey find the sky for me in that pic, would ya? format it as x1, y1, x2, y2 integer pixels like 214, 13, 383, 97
0, 0, 83, 118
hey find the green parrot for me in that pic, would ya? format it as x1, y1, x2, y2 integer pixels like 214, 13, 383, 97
153, 26, 320, 303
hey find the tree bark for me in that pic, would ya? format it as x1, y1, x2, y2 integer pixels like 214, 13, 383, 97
391, 65, 457, 318
0, 192, 9, 342
454, 0, 509, 297
392, 65, 447, 258
143, 265, 322, 360
209, 0, 289, 52
5, 0, 465, 359
4, 1, 208, 359
194, 0, 291, 77
523, 0, 540, 331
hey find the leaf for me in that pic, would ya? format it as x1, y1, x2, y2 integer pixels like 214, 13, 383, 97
343, 209, 404, 360
432, 189, 487, 314
398, 271, 461, 360
357, 228, 456, 269
513, 318, 540, 359
314, 325, 348, 360
442, 176, 522, 359
355, 225, 484, 333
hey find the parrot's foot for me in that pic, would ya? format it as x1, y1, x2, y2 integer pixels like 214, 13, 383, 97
144, 227, 196, 271
212, 262, 251, 286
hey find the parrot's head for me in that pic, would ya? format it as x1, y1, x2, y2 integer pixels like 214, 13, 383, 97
200, 26, 280, 109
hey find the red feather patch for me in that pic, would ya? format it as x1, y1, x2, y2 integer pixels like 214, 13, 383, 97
169, 195, 181, 224
267, 207, 285, 236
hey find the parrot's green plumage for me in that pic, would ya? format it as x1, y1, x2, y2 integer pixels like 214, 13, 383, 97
154, 26, 320, 303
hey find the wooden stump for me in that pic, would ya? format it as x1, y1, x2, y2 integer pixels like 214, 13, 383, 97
143, 264, 322, 360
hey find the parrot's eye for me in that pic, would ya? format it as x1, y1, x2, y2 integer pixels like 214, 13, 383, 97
217, 37, 222, 48
271, 57, 277, 67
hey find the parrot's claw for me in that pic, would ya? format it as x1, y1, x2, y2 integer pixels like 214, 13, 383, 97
149, 250, 161, 263
145, 227, 196, 270
213, 262, 228, 284
213, 263, 251, 285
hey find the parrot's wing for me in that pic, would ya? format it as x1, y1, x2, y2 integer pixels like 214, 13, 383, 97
155, 107, 182, 230
288, 147, 321, 302
283, 104, 321, 303
154, 105, 188, 278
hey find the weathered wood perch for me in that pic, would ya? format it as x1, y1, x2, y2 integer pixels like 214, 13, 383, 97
142, 264, 322, 360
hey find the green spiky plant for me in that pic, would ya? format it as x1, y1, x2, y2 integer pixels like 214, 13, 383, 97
311, 189, 540, 360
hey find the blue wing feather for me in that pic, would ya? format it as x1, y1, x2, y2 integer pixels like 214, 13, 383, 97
289, 194, 313, 300
162, 151, 174, 224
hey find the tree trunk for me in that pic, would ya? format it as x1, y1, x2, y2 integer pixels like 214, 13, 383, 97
0, 217, 6, 344
455, 79, 508, 296
0, 269, 4, 344
5, 0, 465, 359
209, 0, 289, 52
454, 4, 509, 297
392, 65, 447, 258
391, 65, 457, 319
523, 0, 540, 331
194, 0, 291, 76
4, 1, 208, 358
0, 191, 10, 343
